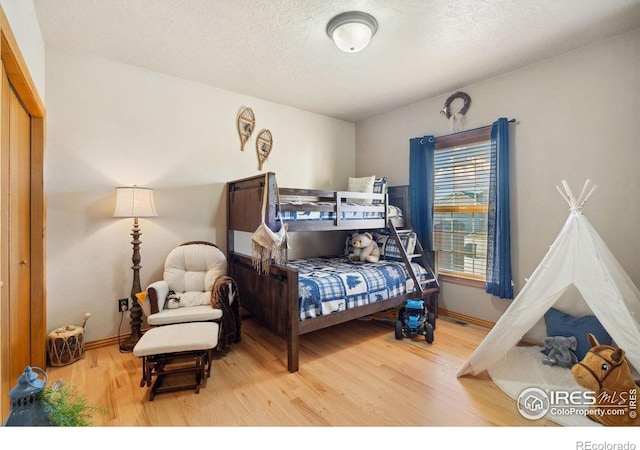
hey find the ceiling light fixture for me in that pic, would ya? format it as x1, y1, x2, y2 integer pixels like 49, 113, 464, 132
326, 11, 378, 53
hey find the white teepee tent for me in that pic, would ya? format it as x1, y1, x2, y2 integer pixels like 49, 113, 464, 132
458, 180, 640, 377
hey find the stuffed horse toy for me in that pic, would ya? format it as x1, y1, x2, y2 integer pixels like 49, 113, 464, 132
571, 333, 640, 426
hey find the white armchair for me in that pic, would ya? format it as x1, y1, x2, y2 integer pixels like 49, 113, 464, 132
144, 241, 241, 348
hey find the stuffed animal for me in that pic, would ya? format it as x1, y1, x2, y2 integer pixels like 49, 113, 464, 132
542, 336, 578, 368
348, 232, 380, 263
571, 334, 640, 426
165, 290, 182, 309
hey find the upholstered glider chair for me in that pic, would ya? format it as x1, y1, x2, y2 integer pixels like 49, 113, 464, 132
144, 241, 241, 349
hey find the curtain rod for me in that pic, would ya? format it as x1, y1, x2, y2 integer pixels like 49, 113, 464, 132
419, 119, 517, 143
433, 118, 517, 140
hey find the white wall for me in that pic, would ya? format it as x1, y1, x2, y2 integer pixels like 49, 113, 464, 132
356, 29, 640, 323
0, 0, 45, 99
45, 46, 355, 342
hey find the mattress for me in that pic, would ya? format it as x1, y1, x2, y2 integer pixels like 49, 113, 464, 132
286, 256, 436, 321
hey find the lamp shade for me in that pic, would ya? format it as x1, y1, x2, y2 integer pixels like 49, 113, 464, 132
327, 11, 378, 53
113, 186, 157, 218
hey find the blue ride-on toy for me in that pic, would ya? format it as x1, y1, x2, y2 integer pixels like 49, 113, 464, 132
395, 299, 436, 343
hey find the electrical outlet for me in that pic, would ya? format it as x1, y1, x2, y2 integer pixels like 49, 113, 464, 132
118, 298, 129, 312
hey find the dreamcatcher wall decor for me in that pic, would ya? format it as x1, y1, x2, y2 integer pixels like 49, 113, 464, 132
237, 106, 255, 151
256, 129, 273, 170
441, 91, 471, 132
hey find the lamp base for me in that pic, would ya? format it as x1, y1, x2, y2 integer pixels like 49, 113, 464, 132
119, 334, 141, 353
120, 218, 146, 353
120, 301, 144, 352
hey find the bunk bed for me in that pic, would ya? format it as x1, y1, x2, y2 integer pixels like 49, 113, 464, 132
227, 172, 439, 372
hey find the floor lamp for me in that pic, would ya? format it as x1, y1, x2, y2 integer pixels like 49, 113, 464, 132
113, 186, 158, 352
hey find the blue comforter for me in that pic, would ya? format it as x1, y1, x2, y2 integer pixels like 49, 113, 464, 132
286, 257, 436, 321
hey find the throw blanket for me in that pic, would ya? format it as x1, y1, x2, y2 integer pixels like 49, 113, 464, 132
211, 276, 242, 350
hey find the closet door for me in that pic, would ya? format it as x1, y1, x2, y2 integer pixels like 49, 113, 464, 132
1, 63, 32, 391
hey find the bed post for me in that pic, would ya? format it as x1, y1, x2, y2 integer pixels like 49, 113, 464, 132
287, 269, 300, 373
265, 172, 278, 231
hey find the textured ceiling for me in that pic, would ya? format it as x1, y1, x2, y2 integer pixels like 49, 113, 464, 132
34, 0, 640, 122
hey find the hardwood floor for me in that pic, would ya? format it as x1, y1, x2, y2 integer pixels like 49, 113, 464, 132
45, 314, 556, 428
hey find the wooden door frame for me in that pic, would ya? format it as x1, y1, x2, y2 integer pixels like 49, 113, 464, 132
0, 5, 46, 419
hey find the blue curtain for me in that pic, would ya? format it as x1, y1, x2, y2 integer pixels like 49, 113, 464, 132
409, 136, 435, 251
485, 118, 514, 299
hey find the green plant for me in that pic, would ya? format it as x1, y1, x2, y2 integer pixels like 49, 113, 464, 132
39, 379, 109, 426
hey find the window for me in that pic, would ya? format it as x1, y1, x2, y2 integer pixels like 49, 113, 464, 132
433, 127, 491, 283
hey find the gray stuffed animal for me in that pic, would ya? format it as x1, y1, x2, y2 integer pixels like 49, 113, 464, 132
542, 336, 579, 368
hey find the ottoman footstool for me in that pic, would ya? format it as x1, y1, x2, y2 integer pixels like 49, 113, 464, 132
133, 322, 219, 400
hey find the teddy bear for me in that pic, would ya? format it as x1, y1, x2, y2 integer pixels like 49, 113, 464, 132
348, 232, 380, 263
541, 335, 578, 368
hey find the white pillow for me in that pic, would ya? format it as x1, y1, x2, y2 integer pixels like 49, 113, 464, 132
348, 175, 376, 204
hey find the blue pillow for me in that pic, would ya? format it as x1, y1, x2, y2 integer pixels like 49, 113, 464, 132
543, 307, 612, 360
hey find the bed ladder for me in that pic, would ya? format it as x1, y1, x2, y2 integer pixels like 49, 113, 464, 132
388, 220, 440, 316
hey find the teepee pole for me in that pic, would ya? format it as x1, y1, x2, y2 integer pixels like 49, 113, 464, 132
576, 179, 592, 206
556, 185, 571, 206
582, 185, 598, 204
562, 180, 576, 206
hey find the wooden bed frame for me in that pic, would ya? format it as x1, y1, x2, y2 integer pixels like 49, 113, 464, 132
227, 173, 438, 372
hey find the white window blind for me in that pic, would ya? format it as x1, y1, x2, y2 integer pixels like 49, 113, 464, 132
433, 127, 491, 280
